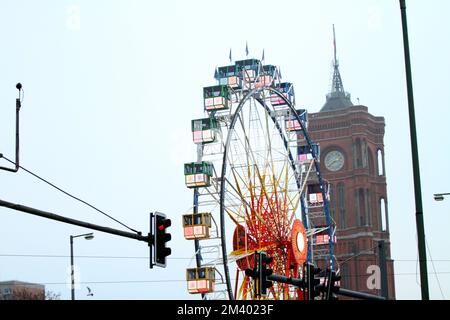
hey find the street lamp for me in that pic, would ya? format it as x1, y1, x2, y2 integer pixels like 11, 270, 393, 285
434, 193, 450, 202
70, 232, 94, 300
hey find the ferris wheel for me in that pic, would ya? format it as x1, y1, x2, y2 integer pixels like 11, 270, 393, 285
182, 57, 337, 300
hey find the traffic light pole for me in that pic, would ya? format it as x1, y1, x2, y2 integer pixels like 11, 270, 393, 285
267, 274, 303, 287
335, 287, 386, 301
265, 272, 386, 300
245, 252, 386, 300
0, 198, 149, 243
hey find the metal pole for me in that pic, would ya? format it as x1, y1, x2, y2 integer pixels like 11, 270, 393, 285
268, 273, 303, 287
378, 240, 389, 299
149, 212, 154, 269
0, 199, 149, 243
0, 96, 21, 173
266, 272, 386, 300
399, 0, 429, 300
70, 236, 75, 300
15, 98, 20, 171
336, 287, 386, 301
434, 192, 450, 201
194, 144, 205, 299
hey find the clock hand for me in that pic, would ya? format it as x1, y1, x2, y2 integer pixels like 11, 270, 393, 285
329, 158, 339, 165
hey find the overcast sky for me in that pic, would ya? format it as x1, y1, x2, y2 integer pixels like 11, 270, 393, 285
1, 0, 449, 300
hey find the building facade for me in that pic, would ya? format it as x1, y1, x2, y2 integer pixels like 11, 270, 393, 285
0, 280, 45, 300
307, 29, 395, 299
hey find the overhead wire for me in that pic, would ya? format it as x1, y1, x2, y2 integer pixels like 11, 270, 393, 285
426, 239, 446, 299
1, 253, 450, 262
0, 253, 189, 260
9, 271, 450, 288
0, 155, 141, 234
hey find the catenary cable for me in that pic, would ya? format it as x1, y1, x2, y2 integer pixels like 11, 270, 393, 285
0, 154, 141, 234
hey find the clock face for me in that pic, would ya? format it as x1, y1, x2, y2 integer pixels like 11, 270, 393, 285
324, 150, 345, 172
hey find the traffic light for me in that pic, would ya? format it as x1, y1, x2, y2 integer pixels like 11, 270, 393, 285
324, 269, 341, 300
304, 262, 321, 300
244, 253, 260, 297
152, 212, 171, 268
259, 252, 273, 297
244, 252, 273, 298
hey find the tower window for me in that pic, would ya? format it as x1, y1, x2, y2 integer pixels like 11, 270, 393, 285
377, 149, 385, 176
358, 188, 365, 226
362, 139, 368, 168
354, 139, 363, 168
368, 147, 375, 175
365, 189, 372, 227
367, 189, 372, 226
380, 198, 387, 232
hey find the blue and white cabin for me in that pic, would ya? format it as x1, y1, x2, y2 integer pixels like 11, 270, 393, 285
255, 65, 278, 88
235, 59, 261, 86
297, 143, 319, 164
286, 109, 308, 131
271, 82, 295, 106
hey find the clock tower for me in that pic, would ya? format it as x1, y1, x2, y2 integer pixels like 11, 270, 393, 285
307, 27, 395, 299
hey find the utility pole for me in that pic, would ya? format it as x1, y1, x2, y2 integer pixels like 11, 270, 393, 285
399, 0, 429, 300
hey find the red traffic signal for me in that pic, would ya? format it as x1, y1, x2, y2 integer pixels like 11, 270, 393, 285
150, 212, 172, 268
157, 217, 171, 232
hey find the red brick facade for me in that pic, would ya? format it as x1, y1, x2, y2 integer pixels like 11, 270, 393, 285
309, 105, 395, 299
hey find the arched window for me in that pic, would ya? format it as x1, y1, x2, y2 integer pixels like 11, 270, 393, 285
377, 149, 385, 176
365, 189, 372, 226
362, 139, 368, 168
368, 147, 375, 175
354, 139, 363, 169
380, 198, 387, 232
358, 188, 365, 226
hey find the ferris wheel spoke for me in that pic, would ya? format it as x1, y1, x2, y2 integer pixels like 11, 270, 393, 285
222, 178, 278, 245
230, 168, 258, 233
236, 105, 278, 175
229, 169, 264, 235
230, 116, 282, 232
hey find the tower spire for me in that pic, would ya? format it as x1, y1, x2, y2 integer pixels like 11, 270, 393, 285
331, 24, 345, 94
333, 24, 337, 65
320, 24, 353, 112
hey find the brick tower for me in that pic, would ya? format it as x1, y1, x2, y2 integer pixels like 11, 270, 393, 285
308, 26, 395, 299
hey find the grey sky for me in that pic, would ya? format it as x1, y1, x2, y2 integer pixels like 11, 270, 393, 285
0, 0, 449, 299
